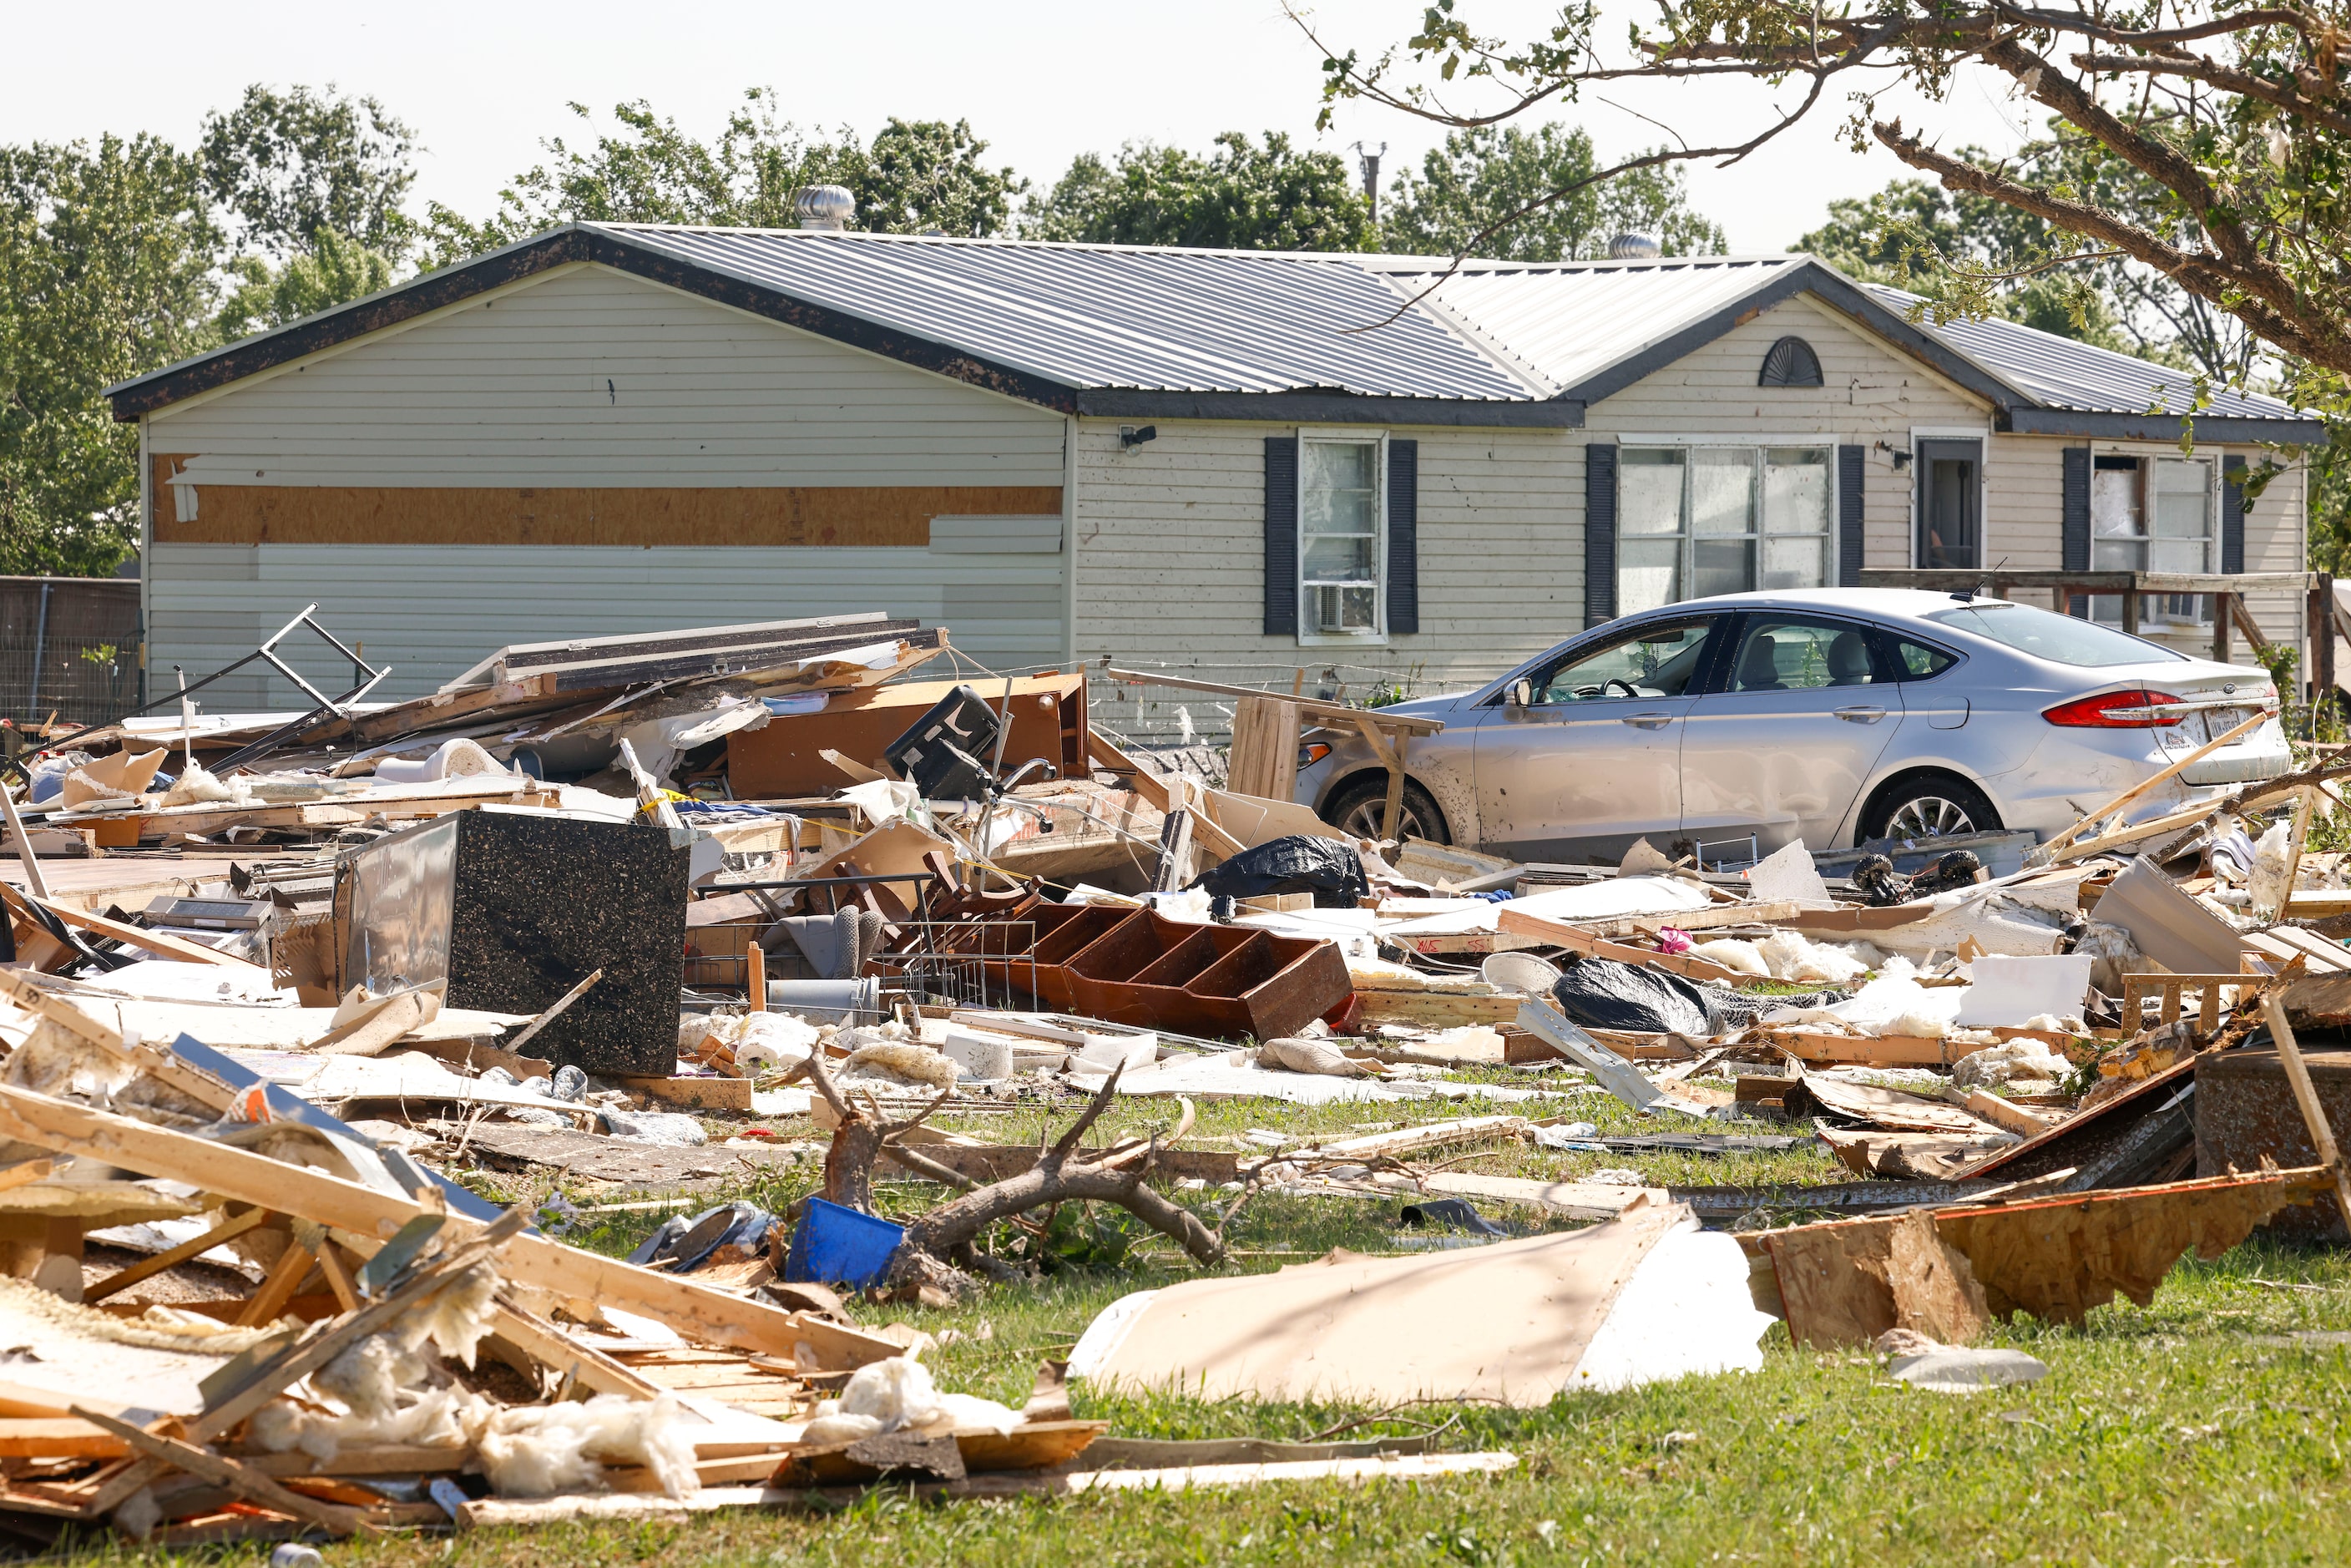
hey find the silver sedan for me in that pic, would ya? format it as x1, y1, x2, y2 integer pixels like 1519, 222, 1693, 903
1298, 588, 2290, 862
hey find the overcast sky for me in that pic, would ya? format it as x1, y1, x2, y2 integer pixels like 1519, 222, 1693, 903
2, 0, 2039, 253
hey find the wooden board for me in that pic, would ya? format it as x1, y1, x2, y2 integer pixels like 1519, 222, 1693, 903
1226, 696, 1301, 803
0, 1086, 903, 1368
1494, 906, 1749, 983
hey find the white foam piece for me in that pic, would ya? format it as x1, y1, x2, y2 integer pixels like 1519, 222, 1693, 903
1571, 1222, 1776, 1392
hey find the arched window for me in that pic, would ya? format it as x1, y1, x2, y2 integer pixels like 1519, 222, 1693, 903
1759, 336, 1824, 387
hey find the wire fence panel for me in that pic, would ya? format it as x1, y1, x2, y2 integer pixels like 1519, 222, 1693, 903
0, 577, 141, 730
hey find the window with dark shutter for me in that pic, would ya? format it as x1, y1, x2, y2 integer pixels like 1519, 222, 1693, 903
2061, 447, 2091, 574
1838, 445, 1864, 585
1759, 336, 1823, 387
1585, 443, 1618, 626
1387, 439, 1418, 635
1263, 436, 1298, 635
2222, 453, 2247, 574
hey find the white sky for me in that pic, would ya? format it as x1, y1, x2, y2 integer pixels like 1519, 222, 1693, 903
0, 0, 2039, 253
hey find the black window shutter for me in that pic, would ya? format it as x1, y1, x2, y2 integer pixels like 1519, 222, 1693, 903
2061, 447, 2091, 573
1837, 445, 1865, 585
2222, 453, 2247, 573
1387, 439, 1419, 635
1263, 436, 1298, 635
1584, 443, 1618, 626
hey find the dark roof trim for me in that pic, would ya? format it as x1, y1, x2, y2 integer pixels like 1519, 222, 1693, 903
1999, 407, 2328, 445
107, 225, 1088, 420
1555, 261, 2021, 414
1075, 389, 1582, 427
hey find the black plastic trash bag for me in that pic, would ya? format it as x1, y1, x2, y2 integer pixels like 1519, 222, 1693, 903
1192, 834, 1368, 909
1550, 957, 1722, 1036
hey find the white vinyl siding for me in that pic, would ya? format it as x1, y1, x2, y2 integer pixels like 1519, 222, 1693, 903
1072, 418, 1581, 737
146, 543, 1066, 709
148, 263, 1067, 488
143, 263, 1075, 702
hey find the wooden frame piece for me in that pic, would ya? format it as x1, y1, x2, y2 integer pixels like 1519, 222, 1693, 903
2120, 973, 2240, 1034
2042, 706, 2277, 862
0, 1085, 907, 1368
1495, 905, 1747, 984
84, 1207, 268, 1304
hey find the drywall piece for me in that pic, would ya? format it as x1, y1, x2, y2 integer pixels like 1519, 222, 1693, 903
1953, 954, 2096, 1029
1069, 1201, 1761, 1405
2094, 856, 2245, 979
1745, 842, 1833, 907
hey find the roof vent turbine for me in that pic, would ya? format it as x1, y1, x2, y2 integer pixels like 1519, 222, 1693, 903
795, 185, 855, 232
1608, 232, 1661, 260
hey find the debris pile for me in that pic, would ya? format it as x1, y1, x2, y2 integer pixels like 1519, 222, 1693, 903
4, 621, 2351, 1538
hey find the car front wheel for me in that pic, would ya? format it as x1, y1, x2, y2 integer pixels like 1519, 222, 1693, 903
1322, 776, 1450, 846
1858, 772, 2001, 844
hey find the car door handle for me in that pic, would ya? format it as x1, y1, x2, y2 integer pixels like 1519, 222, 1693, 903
1833, 706, 1888, 724
1622, 711, 1675, 730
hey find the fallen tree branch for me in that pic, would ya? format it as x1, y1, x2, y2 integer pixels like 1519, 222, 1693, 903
882, 1068, 1226, 1290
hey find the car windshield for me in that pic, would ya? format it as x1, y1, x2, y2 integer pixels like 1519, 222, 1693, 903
1925, 604, 2187, 667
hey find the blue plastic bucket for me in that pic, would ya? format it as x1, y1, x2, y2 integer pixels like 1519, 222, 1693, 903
784, 1197, 906, 1288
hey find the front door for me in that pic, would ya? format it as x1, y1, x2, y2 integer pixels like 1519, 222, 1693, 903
1474, 615, 1724, 862
1680, 613, 1905, 857
1915, 438, 1983, 569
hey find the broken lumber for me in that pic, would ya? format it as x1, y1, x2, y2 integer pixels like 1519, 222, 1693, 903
0, 1085, 902, 1368
1494, 905, 1747, 983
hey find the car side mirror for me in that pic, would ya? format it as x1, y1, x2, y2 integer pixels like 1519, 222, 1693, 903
1509, 680, 1533, 709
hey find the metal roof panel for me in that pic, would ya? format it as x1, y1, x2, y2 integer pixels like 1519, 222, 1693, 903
594, 225, 1539, 402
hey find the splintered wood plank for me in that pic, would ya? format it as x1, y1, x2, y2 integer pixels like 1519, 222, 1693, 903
1757, 1222, 1898, 1350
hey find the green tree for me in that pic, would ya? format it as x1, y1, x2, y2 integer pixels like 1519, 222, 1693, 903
1382, 124, 1725, 260
1023, 132, 1373, 251
217, 227, 397, 341
1795, 175, 2131, 355
425, 92, 1022, 264
200, 83, 417, 260
0, 134, 220, 576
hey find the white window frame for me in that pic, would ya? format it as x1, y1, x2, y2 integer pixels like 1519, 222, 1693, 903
1610, 436, 1839, 612
1295, 427, 1388, 646
2086, 446, 2217, 628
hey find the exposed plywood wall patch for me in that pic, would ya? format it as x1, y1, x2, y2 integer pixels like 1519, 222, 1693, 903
149, 483, 1064, 548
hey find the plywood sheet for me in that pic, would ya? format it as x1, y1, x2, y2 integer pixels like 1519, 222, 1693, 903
150, 478, 1063, 549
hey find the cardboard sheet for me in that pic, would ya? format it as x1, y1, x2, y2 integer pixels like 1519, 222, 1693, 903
1071, 1201, 1686, 1405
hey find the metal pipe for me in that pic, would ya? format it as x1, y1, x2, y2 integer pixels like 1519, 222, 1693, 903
24, 582, 50, 711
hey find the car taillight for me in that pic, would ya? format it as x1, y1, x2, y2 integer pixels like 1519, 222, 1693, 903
2041, 689, 2185, 728
1298, 742, 1332, 768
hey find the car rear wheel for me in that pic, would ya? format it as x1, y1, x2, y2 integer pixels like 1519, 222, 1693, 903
1858, 772, 2001, 844
1322, 776, 1449, 846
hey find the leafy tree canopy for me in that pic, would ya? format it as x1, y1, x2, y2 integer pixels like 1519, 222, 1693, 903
425, 91, 1024, 263
217, 227, 397, 341
1383, 122, 1725, 260
1024, 131, 1373, 251
200, 83, 418, 260
0, 134, 220, 575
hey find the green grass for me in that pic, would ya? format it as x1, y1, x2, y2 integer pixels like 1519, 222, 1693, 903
63, 1090, 2351, 1564
53, 1238, 2351, 1566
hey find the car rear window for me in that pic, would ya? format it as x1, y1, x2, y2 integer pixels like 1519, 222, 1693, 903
1925, 604, 2187, 667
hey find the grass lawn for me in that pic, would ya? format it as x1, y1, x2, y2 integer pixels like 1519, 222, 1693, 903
57, 1090, 2351, 1565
